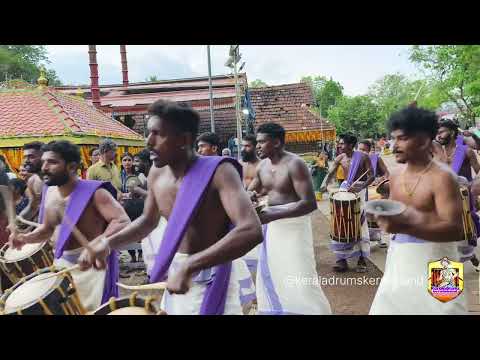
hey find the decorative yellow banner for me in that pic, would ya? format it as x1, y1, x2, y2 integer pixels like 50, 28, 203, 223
285, 129, 336, 144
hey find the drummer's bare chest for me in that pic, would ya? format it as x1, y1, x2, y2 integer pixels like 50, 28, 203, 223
339, 156, 355, 176
390, 177, 435, 212
151, 176, 224, 222
45, 191, 105, 241
435, 150, 470, 176
242, 162, 259, 185
258, 165, 291, 192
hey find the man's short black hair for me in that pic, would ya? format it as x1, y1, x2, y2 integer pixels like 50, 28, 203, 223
98, 139, 117, 154
387, 107, 439, 139
197, 132, 220, 147
256, 122, 286, 145
243, 134, 257, 146
24, 141, 44, 152
438, 118, 459, 137
42, 141, 81, 165
148, 99, 200, 142
9, 178, 27, 195
340, 133, 358, 147
358, 139, 372, 151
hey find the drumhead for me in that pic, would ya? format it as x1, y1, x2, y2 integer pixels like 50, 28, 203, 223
4, 273, 57, 312
332, 191, 357, 201
2, 243, 43, 262
107, 306, 153, 315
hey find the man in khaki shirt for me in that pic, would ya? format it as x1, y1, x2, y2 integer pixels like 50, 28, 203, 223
86, 139, 122, 192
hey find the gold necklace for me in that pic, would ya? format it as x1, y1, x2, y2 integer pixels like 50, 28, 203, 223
402, 160, 434, 197
443, 145, 455, 163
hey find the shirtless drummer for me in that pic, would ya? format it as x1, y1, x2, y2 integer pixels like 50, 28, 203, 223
18, 142, 45, 223
320, 134, 374, 272
433, 118, 480, 270
9, 140, 131, 312
247, 122, 331, 314
239, 134, 262, 275
77, 100, 263, 315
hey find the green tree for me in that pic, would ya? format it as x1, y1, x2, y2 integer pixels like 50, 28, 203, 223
410, 45, 480, 125
301, 75, 343, 117
249, 79, 268, 88
145, 75, 159, 82
0, 45, 62, 85
327, 95, 382, 138
368, 73, 446, 127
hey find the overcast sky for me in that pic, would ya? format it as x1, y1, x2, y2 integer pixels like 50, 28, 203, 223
45, 45, 420, 96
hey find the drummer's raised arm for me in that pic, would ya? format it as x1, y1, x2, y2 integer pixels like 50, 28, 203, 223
320, 154, 342, 191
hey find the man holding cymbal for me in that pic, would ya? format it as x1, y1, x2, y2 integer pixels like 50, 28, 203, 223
370, 106, 467, 315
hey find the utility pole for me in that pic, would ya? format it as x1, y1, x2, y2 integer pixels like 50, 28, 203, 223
233, 55, 242, 160
207, 45, 215, 132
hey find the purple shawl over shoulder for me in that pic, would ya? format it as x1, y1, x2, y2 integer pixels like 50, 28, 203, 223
456, 135, 464, 146
340, 151, 363, 189
149, 156, 242, 315
39, 180, 119, 303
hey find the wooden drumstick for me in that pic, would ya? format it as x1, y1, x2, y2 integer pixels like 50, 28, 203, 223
349, 169, 370, 189
116, 282, 167, 291
16, 209, 93, 259
16, 216, 41, 228
58, 211, 94, 254
29, 264, 81, 283
16, 200, 91, 251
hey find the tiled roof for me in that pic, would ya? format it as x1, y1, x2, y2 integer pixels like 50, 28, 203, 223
250, 82, 335, 132
55, 74, 245, 110
95, 87, 237, 108
0, 87, 144, 142
55, 73, 247, 92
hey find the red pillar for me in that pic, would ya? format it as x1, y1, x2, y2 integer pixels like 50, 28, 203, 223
88, 45, 101, 108
120, 45, 129, 87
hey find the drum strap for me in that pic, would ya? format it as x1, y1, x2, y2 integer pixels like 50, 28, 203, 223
150, 156, 243, 315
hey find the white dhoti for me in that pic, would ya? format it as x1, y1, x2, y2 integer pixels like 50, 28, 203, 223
143, 217, 255, 307
369, 234, 467, 315
256, 211, 332, 315
242, 245, 259, 275
53, 248, 106, 313
141, 217, 168, 276
160, 253, 242, 315
233, 258, 256, 305
457, 239, 477, 263
330, 187, 370, 261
